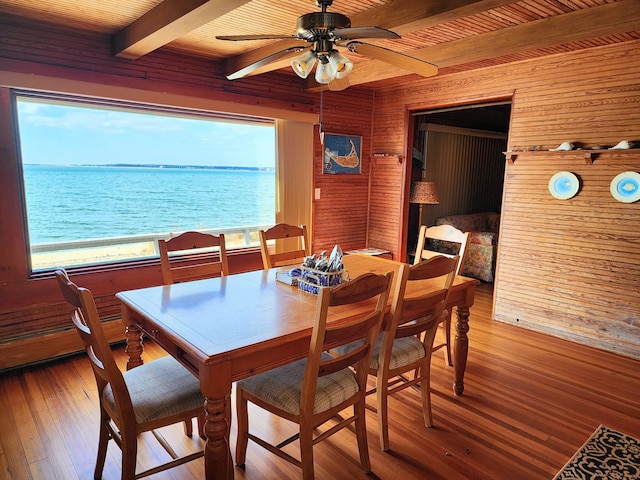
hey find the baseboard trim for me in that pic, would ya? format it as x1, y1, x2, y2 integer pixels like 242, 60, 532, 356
0, 319, 126, 371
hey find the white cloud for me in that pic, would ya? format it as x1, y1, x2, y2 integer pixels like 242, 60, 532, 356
19, 103, 184, 134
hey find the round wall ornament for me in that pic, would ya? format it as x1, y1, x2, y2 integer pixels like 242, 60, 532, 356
548, 171, 580, 200
610, 171, 640, 203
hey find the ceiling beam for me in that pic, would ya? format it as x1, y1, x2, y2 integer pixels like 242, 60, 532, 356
113, 0, 252, 59
352, 0, 514, 35
222, 0, 515, 78
314, 0, 640, 91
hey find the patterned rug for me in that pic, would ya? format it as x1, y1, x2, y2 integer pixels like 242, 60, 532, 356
554, 425, 640, 479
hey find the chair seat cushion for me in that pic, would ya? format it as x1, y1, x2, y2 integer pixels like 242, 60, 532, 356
371, 335, 426, 370
103, 356, 204, 425
237, 353, 358, 416
334, 334, 426, 371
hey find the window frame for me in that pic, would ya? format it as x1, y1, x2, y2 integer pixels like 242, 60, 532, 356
12, 90, 277, 274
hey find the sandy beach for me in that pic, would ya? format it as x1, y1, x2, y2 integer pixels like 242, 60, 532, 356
32, 232, 257, 270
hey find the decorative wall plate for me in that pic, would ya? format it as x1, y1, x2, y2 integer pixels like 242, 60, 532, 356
610, 171, 640, 203
548, 171, 580, 200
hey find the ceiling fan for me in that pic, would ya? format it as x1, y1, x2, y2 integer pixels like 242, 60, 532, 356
215, 0, 438, 86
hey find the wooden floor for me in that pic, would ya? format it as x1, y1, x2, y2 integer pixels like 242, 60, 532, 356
2, 283, 639, 480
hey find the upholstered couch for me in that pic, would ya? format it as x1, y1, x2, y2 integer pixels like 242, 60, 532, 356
435, 212, 500, 282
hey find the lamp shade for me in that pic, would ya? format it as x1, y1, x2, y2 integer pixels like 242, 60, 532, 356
410, 181, 439, 204
328, 51, 353, 79
291, 50, 317, 79
315, 58, 335, 84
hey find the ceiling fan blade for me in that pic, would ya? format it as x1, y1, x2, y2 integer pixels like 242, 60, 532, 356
328, 77, 351, 91
348, 42, 438, 77
216, 34, 298, 41
331, 26, 400, 40
226, 46, 309, 80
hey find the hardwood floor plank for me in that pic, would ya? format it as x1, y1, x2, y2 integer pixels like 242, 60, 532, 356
0, 443, 8, 480
1, 283, 639, 479
5, 377, 46, 466
0, 379, 33, 479
20, 372, 82, 480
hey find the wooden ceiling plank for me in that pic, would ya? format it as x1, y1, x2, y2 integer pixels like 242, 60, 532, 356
352, 0, 516, 34
224, 0, 515, 78
321, 0, 640, 89
113, 0, 252, 59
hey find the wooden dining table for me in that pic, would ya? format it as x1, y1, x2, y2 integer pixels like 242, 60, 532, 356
116, 254, 479, 480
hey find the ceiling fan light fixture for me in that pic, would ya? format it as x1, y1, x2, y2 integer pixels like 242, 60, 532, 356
328, 51, 352, 79
218, 0, 439, 86
291, 50, 317, 79
315, 56, 335, 84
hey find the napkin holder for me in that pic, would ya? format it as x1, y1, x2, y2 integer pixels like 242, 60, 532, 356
298, 265, 345, 295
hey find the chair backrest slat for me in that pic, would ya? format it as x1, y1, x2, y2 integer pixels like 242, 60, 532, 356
55, 270, 133, 416
387, 255, 458, 348
159, 231, 229, 284
414, 224, 469, 275
259, 223, 309, 269
301, 272, 392, 406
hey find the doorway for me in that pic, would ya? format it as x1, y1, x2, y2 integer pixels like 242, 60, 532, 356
408, 102, 511, 257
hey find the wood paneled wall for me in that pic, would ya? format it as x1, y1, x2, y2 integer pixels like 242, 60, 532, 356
367, 155, 406, 260
371, 40, 640, 358
498, 150, 639, 357
312, 89, 375, 254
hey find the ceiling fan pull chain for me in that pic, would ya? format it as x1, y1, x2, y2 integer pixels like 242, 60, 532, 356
319, 87, 324, 144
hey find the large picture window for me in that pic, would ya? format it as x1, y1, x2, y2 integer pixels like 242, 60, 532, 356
14, 94, 276, 271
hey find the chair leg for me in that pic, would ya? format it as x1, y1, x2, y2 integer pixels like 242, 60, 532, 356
93, 413, 110, 480
354, 400, 371, 473
376, 374, 390, 451
184, 418, 193, 436
235, 387, 249, 467
420, 327, 439, 428
299, 421, 315, 480
197, 414, 206, 439
420, 365, 433, 428
443, 310, 453, 367
120, 430, 138, 480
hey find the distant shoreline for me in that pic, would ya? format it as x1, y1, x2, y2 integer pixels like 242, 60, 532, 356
25, 163, 275, 172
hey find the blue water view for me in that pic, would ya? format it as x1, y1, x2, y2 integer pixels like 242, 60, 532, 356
23, 164, 276, 244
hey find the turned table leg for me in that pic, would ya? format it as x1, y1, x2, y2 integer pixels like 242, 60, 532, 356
203, 393, 233, 480
122, 307, 144, 370
201, 362, 234, 480
453, 305, 470, 396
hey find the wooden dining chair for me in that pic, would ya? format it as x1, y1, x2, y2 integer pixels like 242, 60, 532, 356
55, 269, 205, 480
259, 223, 310, 269
378, 256, 458, 450
235, 271, 393, 480
334, 255, 458, 451
158, 230, 229, 284
414, 224, 469, 366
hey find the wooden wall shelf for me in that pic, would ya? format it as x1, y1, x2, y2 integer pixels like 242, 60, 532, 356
371, 154, 403, 164
504, 149, 639, 164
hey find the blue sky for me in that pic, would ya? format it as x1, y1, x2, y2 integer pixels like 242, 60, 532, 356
16, 99, 276, 168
